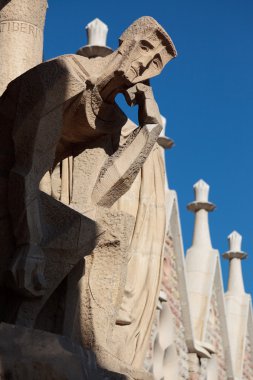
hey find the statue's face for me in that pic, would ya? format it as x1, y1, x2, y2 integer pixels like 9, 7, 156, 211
119, 32, 173, 84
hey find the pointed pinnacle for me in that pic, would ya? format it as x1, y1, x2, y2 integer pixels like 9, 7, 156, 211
85, 18, 108, 46
228, 231, 242, 252
194, 179, 210, 203
187, 179, 216, 212
223, 231, 247, 260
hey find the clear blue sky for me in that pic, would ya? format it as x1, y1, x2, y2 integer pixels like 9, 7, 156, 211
44, 0, 253, 297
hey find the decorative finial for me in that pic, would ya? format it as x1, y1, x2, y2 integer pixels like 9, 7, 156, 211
187, 180, 216, 249
187, 179, 216, 212
157, 116, 174, 149
223, 231, 247, 294
194, 179, 209, 202
229, 231, 242, 251
76, 18, 112, 58
86, 18, 108, 46
223, 231, 247, 260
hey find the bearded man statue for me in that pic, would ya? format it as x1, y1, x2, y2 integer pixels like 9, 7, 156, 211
0, 16, 176, 379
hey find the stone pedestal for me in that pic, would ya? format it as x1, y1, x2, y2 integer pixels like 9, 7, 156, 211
0, 0, 48, 95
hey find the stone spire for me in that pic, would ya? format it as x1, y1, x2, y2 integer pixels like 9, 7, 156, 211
186, 180, 218, 342
76, 18, 112, 58
187, 179, 216, 249
223, 231, 247, 295
224, 232, 251, 379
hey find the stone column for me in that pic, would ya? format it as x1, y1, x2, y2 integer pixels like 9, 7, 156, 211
0, 0, 48, 95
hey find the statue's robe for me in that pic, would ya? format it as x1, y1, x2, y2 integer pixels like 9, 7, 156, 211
112, 136, 166, 369
51, 118, 166, 371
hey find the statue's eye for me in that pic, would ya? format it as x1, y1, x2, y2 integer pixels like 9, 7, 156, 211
152, 58, 162, 70
140, 44, 149, 52
140, 40, 153, 52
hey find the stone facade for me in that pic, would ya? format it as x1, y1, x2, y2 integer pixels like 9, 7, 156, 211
242, 331, 253, 380
144, 233, 189, 379
162, 234, 189, 379
204, 290, 228, 379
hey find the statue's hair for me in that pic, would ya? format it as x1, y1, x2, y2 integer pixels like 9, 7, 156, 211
119, 16, 177, 57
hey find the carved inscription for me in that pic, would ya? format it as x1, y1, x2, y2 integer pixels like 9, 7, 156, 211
0, 21, 42, 39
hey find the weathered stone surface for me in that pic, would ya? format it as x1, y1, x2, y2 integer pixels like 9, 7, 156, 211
11, 191, 101, 327
0, 0, 48, 95
0, 323, 125, 380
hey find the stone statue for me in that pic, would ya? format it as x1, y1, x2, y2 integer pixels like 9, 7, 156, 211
0, 16, 176, 379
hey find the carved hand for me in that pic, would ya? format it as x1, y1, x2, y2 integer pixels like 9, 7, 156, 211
124, 83, 162, 127
124, 82, 153, 106
9, 244, 46, 298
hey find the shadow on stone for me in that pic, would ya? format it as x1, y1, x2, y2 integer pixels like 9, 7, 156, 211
0, 323, 126, 380
0, 0, 11, 11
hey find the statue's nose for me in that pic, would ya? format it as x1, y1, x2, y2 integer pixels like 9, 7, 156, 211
133, 57, 151, 75
140, 56, 151, 68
